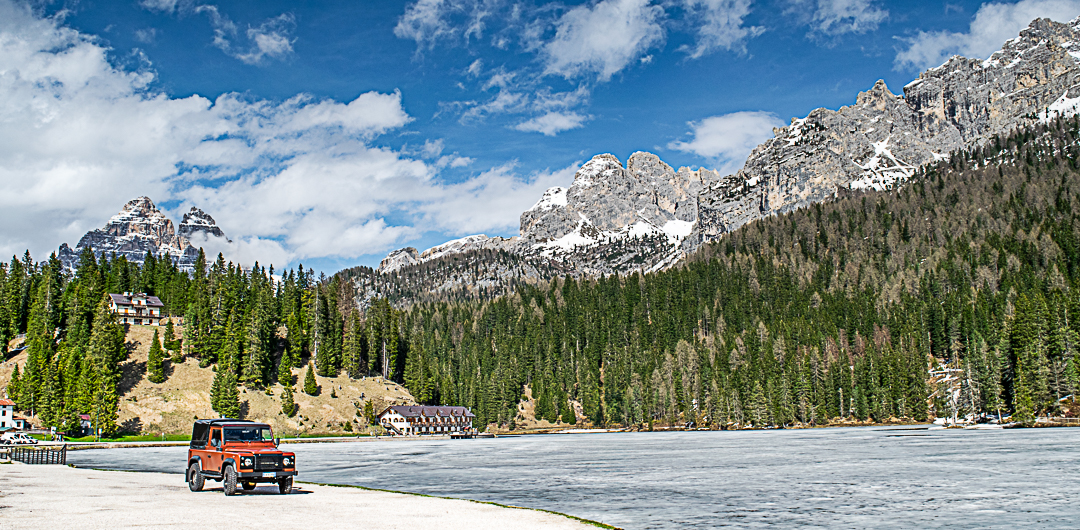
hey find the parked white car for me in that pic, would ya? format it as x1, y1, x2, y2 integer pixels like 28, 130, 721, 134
0, 432, 38, 445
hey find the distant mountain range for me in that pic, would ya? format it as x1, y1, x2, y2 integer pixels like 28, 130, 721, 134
58, 196, 229, 272
344, 16, 1080, 306
57, 17, 1080, 305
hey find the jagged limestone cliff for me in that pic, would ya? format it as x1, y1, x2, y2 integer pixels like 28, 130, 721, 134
59, 197, 229, 271
358, 16, 1080, 306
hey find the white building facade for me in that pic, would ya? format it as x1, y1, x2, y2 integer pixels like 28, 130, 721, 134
0, 399, 13, 430
379, 405, 475, 435
109, 292, 165, 326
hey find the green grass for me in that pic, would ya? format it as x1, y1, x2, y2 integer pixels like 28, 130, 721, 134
288, 433, 372, 439
63, 434, 191, 443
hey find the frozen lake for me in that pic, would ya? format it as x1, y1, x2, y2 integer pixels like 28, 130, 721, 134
66, 427, 1079, 528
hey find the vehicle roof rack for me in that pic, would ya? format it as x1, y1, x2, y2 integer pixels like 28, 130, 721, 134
194, 418, 256, 425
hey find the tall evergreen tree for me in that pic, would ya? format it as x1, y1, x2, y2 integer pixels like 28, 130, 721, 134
280, 385, 297, 417
147, 328, 166, 383
303, 362, 318, 396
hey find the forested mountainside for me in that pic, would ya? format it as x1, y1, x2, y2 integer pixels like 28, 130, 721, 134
349, 16, 1080, 307
3, 118, 1078, 434
0, 246, 359, 435
386, 117, 1080, 429
337, 249, 574, 308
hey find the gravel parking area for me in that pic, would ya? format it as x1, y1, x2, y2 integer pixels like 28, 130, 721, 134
0, 463, 600, 529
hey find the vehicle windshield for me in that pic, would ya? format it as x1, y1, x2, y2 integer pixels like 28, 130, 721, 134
223, 426, 273, 442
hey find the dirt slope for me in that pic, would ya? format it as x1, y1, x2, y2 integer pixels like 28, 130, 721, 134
2, 322, 417, 435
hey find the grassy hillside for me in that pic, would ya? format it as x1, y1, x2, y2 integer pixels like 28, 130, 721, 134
2, 321, 417, 436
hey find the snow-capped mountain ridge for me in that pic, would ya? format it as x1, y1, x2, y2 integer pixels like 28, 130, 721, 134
360, 16, 1080, 303
59, 197, 229, 272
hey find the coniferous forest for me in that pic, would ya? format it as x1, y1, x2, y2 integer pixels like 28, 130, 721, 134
2, 118, 1079, 433
390, 117, 1080, 429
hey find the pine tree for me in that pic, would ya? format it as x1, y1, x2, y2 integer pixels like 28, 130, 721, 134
147, 328, 166, 383
303, 362, 318, 396
280, 385, 297, 417
88, 296, 124, 437
214, 370, 241, 419
7, 363, 20, 404
210, 365, 224, 412
163, 319, 180, 351
241, 314, 267, 388
278, 354, 293, 387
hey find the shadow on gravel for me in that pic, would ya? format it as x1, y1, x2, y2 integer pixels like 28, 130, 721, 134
198, 486, 313, 496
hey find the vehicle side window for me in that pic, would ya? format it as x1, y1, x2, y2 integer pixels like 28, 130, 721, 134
210, 429, 221, 448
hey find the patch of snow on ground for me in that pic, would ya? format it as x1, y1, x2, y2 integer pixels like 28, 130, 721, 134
850, 137, 915, 191
573, 156, 620, 189
1041, 91, 1080, 123
785, 118, 807, 147
529, 187, 567, 212
421, 234, 490, 261
537, 225, 597, 255
626, 221, 658, 238
662, 220, 694, 245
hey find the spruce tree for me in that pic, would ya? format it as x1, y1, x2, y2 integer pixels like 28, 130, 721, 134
210, 365, 224, 412
280, 385, 297, 417
88, 296, 124, 437
214, 370, 241, 419
163, 319, 179, 351
278, 354, 293, 387
303, 362, 318, 396
7, 363, 20, 404
147, 328, 166, 383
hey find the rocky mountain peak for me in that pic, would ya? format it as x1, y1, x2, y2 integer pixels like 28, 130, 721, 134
59, 197, 229, 272
102, 196, 181, 251
379, 247, 420, 274
179, 207, 228, 241
359, 16, 1080, 305
856, 79, 900, 110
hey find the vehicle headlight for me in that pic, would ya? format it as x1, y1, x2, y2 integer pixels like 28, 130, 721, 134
242, 457, 253, 468
283, 457, 292, 467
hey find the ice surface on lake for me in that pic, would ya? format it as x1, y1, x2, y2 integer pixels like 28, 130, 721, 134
69, 427, 1080, 529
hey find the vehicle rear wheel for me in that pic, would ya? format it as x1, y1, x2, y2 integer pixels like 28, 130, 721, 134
241, 482, 256, 491
223, 465, 238, 496
278, 476, 292, 495
187, 462, 204, 492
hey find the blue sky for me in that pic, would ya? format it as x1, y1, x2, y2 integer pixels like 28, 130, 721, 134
2, 0, 1079, 274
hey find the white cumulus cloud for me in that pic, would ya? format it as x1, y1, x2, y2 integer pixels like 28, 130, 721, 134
0, 0, 554, 266
541, 0, 665, 81
196, 7, 296, 65
668, 111, 783, 174
417, 163, 578, 234
680, 0, 764, 58
810, 0, 887, 36
895, 0, 1080, 71
514, 111, 588, 136
394, 0, 496, 50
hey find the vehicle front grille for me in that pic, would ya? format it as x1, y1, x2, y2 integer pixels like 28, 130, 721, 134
255, 454, 283, 471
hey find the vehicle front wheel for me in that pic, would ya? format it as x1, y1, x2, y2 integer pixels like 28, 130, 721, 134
241, 482, 256, 491
223, 465, 238, 496
278, 476, 292, 495
187, 462, 204, 492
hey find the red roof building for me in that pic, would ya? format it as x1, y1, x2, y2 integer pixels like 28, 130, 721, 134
0, 398, 14, 430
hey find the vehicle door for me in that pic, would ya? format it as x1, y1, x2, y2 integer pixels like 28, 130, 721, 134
208, 427, 223, 472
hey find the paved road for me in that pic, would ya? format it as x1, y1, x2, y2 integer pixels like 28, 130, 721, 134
0, 463, 601, 529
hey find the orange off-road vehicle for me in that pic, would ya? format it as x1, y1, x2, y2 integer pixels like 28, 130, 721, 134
186, 419, 297, 495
